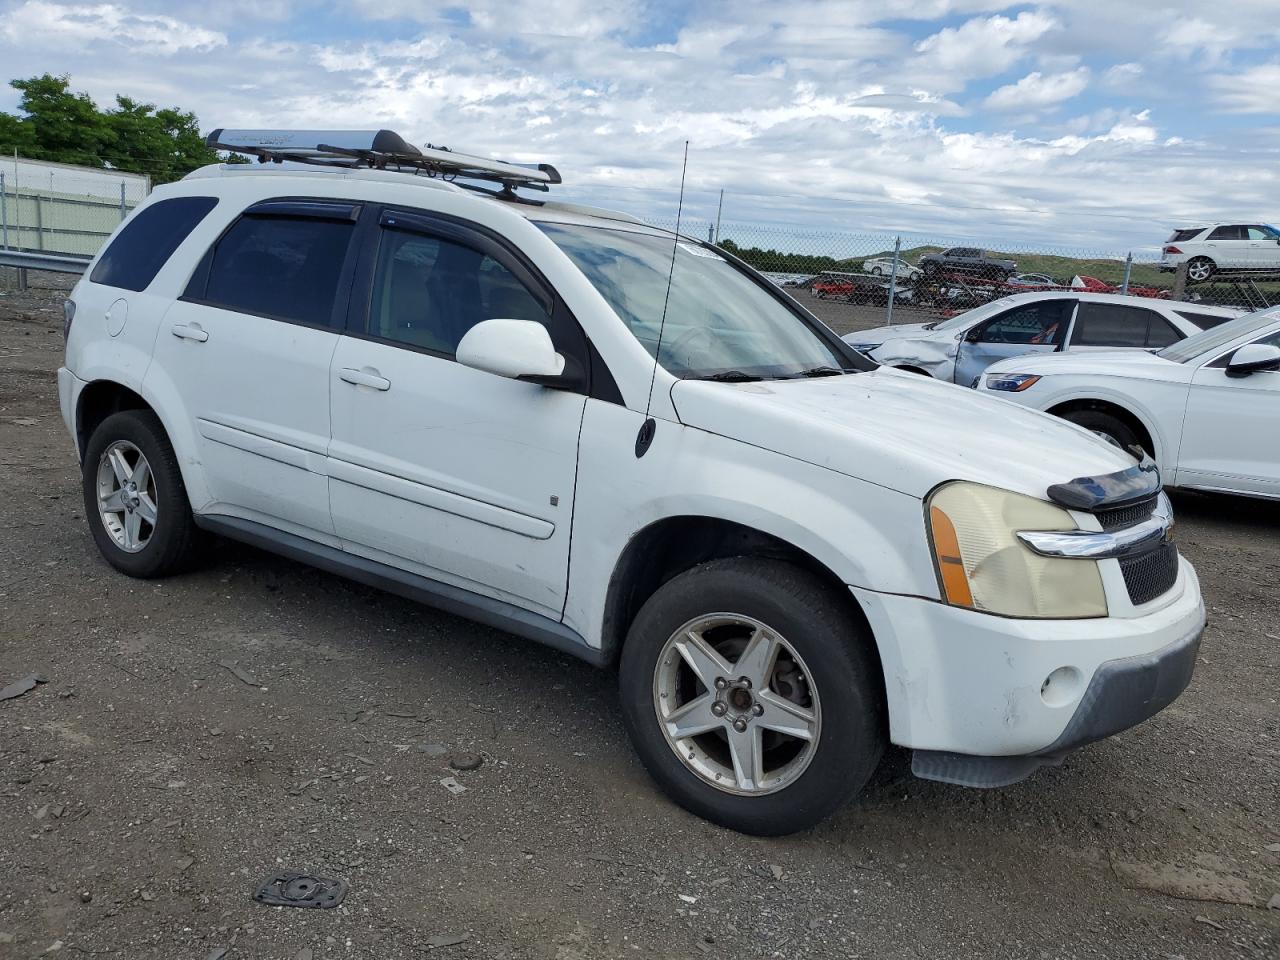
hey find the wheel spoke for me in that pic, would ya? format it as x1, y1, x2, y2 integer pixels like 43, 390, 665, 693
756, 689, 818, 742
130, 456, 150, 490
107, 447, 132, 485
732, 627, 779, 688
672, 630, 733, 688
99, 489, 126, 513
664, 693, 722, 740
726, 723, 763, 791
136, 492, 158, 525
123, 509, 142, 550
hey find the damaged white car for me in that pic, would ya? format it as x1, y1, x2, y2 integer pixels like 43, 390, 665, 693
844, 291, 1241, 386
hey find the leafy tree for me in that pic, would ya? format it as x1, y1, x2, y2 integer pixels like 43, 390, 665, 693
0, 74, 221, 183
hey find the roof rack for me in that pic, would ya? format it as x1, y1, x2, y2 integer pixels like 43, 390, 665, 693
204, 129, 562, 193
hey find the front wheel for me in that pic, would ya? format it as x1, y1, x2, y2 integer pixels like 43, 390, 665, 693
618, 558, 885, 835
1060, 408, 1141, 453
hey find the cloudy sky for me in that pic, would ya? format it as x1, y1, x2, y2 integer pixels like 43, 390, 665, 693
2, 0, 1278, 255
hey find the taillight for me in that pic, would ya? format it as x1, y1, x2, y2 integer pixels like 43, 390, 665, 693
1163, 246, 1182, 255
63, 299, 76, 340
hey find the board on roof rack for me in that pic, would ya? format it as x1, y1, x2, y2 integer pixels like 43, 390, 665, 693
204, 129, 562, 192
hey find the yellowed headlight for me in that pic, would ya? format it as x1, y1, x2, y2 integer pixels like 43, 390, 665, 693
927, 482, 1108, 619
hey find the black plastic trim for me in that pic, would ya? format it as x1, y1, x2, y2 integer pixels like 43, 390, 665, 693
1046, 457, 1162, 511
193, 515, 607, 668
244, 198, 361, 221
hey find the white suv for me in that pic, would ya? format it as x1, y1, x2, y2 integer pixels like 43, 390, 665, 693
1160, 222, 1280, 281
57, 130, 1206, 835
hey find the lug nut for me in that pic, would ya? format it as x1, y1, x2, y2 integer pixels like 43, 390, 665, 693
739, 676, 751, 688
714, 678, 728, 690
751, 704, 763, 716
733, 718, 748, 732
711, 701, 727, 717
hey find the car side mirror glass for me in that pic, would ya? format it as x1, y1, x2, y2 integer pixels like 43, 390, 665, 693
1225, 342, 1280, 378
456, 318, 568, 384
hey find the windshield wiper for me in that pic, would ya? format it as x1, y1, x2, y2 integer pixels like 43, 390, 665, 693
794, 366, 846, 378
688, 370, 764, 382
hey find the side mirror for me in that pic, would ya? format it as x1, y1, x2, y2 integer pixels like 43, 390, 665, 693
1225, 342, 1280, 378
456, 319, 575, 386
964, 327, 983, 344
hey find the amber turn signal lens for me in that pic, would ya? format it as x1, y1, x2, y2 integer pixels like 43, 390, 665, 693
929, 505, 975, 608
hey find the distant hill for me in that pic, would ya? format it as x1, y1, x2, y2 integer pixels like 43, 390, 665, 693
846, 246, 1166, 287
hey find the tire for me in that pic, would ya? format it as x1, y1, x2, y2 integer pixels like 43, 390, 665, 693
1186, 257, 1215, 284
618, 557, 885, 836
1060, 409, 1140, 453
869, 266, 882, 276
81, 409, 203, 578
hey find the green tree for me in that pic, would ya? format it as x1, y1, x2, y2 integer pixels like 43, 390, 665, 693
0, 74, 220, 183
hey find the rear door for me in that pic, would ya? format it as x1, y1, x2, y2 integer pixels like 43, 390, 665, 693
326, 207, 589, 617
1066, 301, 1182, 354
952, 298, 1072, 385
151, 199, 359, 537
1176, 329, 1280, 497
1204, 225, 1249, 270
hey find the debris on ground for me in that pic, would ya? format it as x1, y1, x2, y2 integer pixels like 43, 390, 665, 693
205, 947, 229, 960
1110, 859, 1255, 906
448, 752, 483, 771
217, 659, 266, 691
253, 871, 348, 909
1194, 915, 1225, 931
424, 934, 468, 949
1268, 893, 1280, 911
440, 777, 467, 795
0, 672, 48, 702
418, 743, 448, 757
769, 864, 785, 881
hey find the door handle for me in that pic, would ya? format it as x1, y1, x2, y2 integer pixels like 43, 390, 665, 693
171, 323, 208, 342
338, 367, 391, 391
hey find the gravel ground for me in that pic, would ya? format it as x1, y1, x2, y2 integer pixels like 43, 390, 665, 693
1, 274, 1277, 960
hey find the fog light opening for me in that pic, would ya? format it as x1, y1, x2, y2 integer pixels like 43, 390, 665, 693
1040, 666, 1084, 708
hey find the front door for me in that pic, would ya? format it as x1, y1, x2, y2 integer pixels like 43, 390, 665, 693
148, 200, 359, 537
1176, 329, 1280, 498
953, 299, 1072, 385
327, 208, 589, 618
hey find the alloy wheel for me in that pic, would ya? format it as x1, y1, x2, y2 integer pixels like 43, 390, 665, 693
95, 440, 157, 553
652, 613, 821, 796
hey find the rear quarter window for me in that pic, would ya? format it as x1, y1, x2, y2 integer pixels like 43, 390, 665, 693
1168, 228, 1205, 243
89, 196, 218, 292
1174, 310, 1236, 330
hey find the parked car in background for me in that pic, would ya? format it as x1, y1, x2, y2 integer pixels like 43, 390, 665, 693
1071, 275, 1170, 300
862, 256, 919, 279
1007, 273, 1058, 288
918, 247, 1017, 280
843, 291, 1243, 385
1159, 223, 1280, 282
57, 128, 1207, 836
979, 309, 1280, 500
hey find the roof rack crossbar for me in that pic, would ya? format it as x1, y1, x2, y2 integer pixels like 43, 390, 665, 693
205, 129, 561, 192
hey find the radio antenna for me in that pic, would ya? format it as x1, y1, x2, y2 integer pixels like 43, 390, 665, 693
636, 139, 689, 458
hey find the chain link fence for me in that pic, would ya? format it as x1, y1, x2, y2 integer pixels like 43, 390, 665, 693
1, 158, 150, 258
644, 217, 1278, 337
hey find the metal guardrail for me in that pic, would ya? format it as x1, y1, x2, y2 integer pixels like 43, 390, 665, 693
0, 249, 89, 291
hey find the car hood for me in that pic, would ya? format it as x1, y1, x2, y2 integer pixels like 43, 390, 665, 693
842, 323, 937, 348
670, 368, 1134, 502
985, 349, 1188, 382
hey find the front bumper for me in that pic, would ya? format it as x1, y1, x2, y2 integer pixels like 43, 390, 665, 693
851, 556, 1205, 782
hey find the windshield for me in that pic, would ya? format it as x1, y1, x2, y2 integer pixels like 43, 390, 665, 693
1157, 308, 1280, 363
927, 302, 996, 331
538, 222, 858, 379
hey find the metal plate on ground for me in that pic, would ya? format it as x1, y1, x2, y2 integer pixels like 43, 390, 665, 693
253, 871, 348, 909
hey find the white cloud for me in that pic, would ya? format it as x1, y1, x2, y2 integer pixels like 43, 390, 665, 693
983, 67, 1089, 112
1102, 62, 1143, 90
0, 1, 225, 54
1209, 62, 1280, 113
912, 11, 1059, 87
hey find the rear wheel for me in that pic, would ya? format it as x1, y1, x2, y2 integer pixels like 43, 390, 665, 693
1060, 408, 1140, 453
81, 410, 202, 578
618, 558, 884, 836
1186, 257, 1215, 283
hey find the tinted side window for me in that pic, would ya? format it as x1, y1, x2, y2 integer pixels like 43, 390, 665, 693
90, 196, 218, 292
203, 215, 355, 326
1174, 309, 1234, 330
976, 300, 1071, 345
1072, 303, 1159, 347
1145, 316, 1181, 349
1207, 226, 1243, 240
369, 228, 550, 356
1168, 228, 1204, 243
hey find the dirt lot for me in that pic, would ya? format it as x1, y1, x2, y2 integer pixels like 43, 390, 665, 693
1, 274, 1277, 960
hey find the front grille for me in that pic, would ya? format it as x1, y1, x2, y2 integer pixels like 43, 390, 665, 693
1120, 542, 1179, 606
1096, 495, 1157, 531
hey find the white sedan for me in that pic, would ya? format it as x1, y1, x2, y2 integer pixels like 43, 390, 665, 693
844, 291, 1242, 387
862, 256, 919, 278
978, 309, 1280, 500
